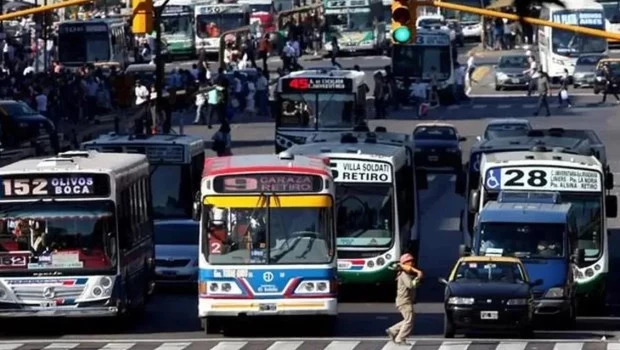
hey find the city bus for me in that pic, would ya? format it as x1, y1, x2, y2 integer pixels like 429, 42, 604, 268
155, 0, 196, 58
194, 153, 337, 333
539, 0, 608, 82
323, 0, 387, 54
459, 128, 608, 248
238, 0, 277, 33
194, 3, 250, 55
58, 18, 131, 69
0, 150, 154, 318
597, 0, 620, 47
472, 149, 616, 311
286, 133, 424, 286
274, 69, 368, 153
82, 133, 205, 221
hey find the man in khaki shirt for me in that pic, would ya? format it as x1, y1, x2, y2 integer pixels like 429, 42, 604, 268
386, 253, 424, 345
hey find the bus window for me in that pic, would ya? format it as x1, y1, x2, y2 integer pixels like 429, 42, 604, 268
150, 164, 192, 219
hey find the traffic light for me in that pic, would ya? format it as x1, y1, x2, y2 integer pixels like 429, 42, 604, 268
132, 0, 154, 34
391, 0, 412, 44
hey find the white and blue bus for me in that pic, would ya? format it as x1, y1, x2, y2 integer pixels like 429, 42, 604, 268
194, 153, 338, 333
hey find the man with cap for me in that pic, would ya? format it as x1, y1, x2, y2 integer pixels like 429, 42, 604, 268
386, 253, 424, 345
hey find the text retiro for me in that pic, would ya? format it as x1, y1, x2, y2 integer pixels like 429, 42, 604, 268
341, 162, 390, 182
258, 176, 314, 192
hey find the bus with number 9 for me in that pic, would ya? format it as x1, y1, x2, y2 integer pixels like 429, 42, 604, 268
193, 152, 338, 334
0, 150, 154, 321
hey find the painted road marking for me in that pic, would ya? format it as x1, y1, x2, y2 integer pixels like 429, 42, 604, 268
153, 343, 192, 350
43, 344, 80, 349
266, 341, 304, 350
496, 342, 528, 350
100, 344, 136, 350
209, 342, 248, 350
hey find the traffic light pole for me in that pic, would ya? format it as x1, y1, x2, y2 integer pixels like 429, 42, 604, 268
154, 0, 169, 133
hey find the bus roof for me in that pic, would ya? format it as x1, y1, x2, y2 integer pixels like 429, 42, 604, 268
285, 141, 408, 169
202, 154, 331, 178
481, 150, 602, 169
306, 130, 413, 149
480, 202, 572, 224
81, 133, 205, 163
542, 0, 603, 11
0, 150, 147, 176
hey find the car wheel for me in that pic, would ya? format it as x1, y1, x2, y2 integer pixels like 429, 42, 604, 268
495, 84, 501, 91
443, 314, 456, 338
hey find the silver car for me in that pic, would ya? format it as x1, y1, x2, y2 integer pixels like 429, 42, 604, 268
154, 220, 199, 283
477, 118, 532, 142
494, 55, 530, 91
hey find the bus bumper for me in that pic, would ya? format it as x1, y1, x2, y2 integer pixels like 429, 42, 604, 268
0, 306, 119, 318
198, 297, 337, 317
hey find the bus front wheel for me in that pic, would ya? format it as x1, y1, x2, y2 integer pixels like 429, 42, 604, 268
202, 316, 223, 334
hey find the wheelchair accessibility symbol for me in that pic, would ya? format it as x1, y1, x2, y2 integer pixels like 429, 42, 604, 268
485, 169, 501, 190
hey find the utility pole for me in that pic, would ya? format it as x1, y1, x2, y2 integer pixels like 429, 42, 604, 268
154, 0, 169, 133
43, 0, 48, 72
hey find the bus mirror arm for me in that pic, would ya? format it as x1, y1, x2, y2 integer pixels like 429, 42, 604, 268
606, 172, 614, 190
571, 248, 585, 264
468, 189, 480, 213
606, 195, 617, 218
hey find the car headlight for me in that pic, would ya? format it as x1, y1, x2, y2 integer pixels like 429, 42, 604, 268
496, 73, 508, 80
544, 287, 564, 298
448, 297, 474, 305
295, 280, 330, 294
205, 281, 243, 296
507, 298, 528, 305
78, 276, 115, 301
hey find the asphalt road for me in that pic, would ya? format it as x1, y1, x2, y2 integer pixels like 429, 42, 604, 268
7, 43, 620, 348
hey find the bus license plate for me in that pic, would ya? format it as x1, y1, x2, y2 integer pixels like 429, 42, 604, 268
39, 301, 56, 308
259, 303, 277, 312
480, 311, 498, 320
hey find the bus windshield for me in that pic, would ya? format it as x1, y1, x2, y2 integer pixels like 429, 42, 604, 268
58, 31, 110, 63
392, 44, 452, 79
551, 10, 606, 56
477, 222, 566, 259
205, 203, 334, 264
161, 13, 193, 35
279, 94, 356, 129
335, 184, 394, 247
561, 193, 602, 261
196, 13, 246, 38
325, 11, 374, 32
249, 4, 272, 12
151, 165, 192, 219
0, 201, 117, 272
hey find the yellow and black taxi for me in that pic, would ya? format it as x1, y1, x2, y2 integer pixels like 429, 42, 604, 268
438, 256, 541, 338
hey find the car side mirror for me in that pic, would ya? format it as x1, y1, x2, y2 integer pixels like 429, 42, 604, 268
459, 136, 467, 142
438, 277, 449, 285
530, 279, 543, 287
606, 172, 614, 190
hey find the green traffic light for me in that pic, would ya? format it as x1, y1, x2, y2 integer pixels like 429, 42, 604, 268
392, 27, 411, 43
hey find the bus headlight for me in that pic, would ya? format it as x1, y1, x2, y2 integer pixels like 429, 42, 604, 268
376, 257, 385, 266
79, 276, 115, 301
585, 268, 594, 277
295, 280, 330, 294
206, 282, 242, 295
544, 287, 564, 298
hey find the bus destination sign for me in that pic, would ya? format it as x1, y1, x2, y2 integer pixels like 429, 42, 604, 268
552, 11, 604, 27
282, 78, 352, 93
60, 24, 108, 33
330, 159, 392, 183
213, 174, 323, 193
0, 173, 111, 198
484, 166, 602, 192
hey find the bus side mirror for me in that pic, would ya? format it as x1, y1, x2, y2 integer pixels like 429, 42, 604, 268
458, 244, 471, 257
606, 172, 614, 190
606, 195, 617, 218
438, 277, 449, 285
416, 169, 428, 190
455, 171, 465, 196
192, 192, 202, 221
468, 189, 480, 213
572, 248, 585, 264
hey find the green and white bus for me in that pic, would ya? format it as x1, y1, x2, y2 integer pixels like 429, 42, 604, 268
286, 132, 423, 286
473, 149, 617, 310
155, 0, 196, 58
323, 0, 387, 54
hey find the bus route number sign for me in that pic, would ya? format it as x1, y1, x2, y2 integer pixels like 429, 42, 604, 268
0, 173, 111, 198
484, 167, 601, 192
213, 174, 323, 193
282, 78, 352, 93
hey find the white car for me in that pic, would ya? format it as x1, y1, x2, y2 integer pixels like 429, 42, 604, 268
154, 219, 199, 284
462, 22, 482, 39
477, 118, 532, 142
416, 15, 456, 42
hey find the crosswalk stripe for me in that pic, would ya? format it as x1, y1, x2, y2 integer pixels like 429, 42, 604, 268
266, 341, 303, 350
437, 341, 472, 350
153, 343, 192, 350
607, 343, 620, 350
0, 345, 23, 350
323, 341, 359, 350
44, 344, 80, 349
498, 104, 512, 109
496, 342, 528, 350
381, 341, 416, 350
209, 342, 248, 350
472, 104, 487, 109
100, 344, 136, 350
553, 343, 584, 350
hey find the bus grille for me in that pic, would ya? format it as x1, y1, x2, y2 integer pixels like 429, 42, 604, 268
11, 285, 85, 303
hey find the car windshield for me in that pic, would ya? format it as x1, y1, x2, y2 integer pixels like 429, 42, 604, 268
577, 55, 604, 66
453, 261, 526, 283
151, 165, 192, 219
419, 18, 443, 27
414, 126, 456, 140
336, 184, 394, 247
0, 201, 117, 272
0, 102, 39, 116
278, 94, 357, 129
485, 124, 530, 139
205, 200, 334, 264
498, 56, 529, 69
477, 222, 566, 259
155, 223, 199, 245
602, 61, 620, 75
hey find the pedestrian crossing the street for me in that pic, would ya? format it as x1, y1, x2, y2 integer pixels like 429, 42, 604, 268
0, 340, 618, 350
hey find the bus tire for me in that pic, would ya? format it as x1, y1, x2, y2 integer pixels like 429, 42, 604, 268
202, 316, 222, 334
